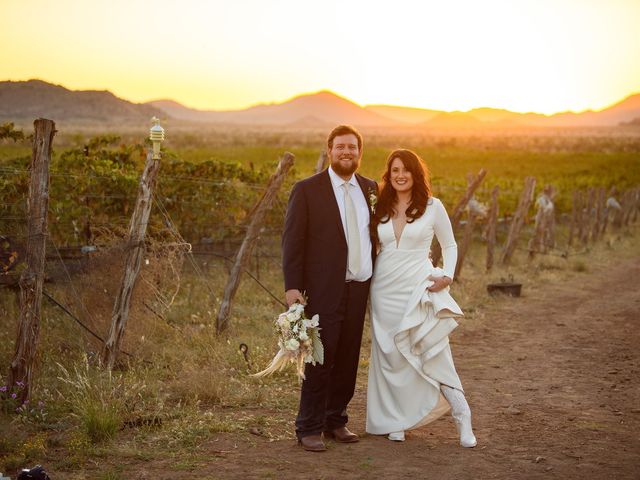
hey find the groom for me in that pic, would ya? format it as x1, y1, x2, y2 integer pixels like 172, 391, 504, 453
282, 124, 376, 452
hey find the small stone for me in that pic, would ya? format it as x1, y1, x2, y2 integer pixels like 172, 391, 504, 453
535, 456, 546, 463
545, 466, 553, 472
505, 406, 522, 415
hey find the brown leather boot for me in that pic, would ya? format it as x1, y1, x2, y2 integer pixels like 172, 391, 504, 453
298, 434, 327, 452
323, 426, 359, 443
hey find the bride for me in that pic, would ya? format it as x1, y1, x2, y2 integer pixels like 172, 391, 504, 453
366, 149, 477, 447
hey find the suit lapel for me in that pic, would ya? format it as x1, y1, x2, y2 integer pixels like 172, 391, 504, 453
320, 169, 347, 245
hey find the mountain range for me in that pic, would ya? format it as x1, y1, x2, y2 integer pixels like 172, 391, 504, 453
2, 79, 639, 128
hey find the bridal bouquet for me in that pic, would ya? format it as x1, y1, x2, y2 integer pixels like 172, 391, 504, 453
253, 303, 324, 381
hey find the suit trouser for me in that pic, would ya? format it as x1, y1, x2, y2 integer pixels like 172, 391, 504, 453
295, 279, 370, 439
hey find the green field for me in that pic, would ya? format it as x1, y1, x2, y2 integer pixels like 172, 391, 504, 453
2, 125, 639, 246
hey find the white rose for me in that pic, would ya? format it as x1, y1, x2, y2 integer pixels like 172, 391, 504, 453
299, 331, 309, 341
285, 338, 300, 351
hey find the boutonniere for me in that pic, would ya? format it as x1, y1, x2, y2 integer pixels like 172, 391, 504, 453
368, 187, 378, 214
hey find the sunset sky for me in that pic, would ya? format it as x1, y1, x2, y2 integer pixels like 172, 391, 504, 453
1, 0, 639, 115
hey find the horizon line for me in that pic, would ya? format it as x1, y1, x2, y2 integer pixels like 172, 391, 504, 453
5, 77, 640, 117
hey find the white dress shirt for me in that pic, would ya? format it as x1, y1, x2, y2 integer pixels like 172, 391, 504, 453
328, 166, 373, 282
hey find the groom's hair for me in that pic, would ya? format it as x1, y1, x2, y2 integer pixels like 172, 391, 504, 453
327, 125, 363, 151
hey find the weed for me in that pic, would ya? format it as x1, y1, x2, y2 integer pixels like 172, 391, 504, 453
57, 357, 150, 443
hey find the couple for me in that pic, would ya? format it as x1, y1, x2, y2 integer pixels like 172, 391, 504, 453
282, 125, 476, 452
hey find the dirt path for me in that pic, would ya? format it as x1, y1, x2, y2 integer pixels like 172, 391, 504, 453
134, 256, 640, 479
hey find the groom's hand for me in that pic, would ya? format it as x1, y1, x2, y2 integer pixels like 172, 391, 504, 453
427, 275, 452, 292
285, 289, 306, 307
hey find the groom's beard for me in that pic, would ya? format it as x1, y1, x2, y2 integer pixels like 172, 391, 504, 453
331, 155, 360, 177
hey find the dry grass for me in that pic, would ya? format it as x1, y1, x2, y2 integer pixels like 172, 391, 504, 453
0, 220, 638, 475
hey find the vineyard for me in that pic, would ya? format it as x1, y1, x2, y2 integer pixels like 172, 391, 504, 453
1, 121, 640, 478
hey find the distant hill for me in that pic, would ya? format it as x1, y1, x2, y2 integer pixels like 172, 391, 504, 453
538, 93, 640, 127
0, 79, 164, 124
364, 105, 442, 123
3, 79, 640, 129
149, 90, 394, 126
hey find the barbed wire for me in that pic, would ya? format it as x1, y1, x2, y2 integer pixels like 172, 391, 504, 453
152, 191, 287, 308
42, 289, 150, 364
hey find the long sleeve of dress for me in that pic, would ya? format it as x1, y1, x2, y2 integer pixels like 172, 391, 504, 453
433, 199, 458, 279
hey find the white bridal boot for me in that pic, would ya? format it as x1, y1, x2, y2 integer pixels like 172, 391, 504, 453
387, 431, 405, 442
442, 385, 477, 448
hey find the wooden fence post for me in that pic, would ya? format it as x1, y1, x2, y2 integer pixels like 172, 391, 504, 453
216, 152, 295, 334
315, 151, 327, 174
7, 119, 55, 403
431, 168, 487, 266
622, 189, 636, 226
500, 176, 536, 265
529, 186, 556, 258
528, 202, 546, 259
575, 191, 585, 243
485, 186, 499, 271
598, 188, 606, 239
580, 188, 594, 244
632, 188, 640, 223
544, 201, 556, 251
568, 190, 579, 247
102, 127, 163, 369
591, 189, 601, 243
454, 212, 475, 279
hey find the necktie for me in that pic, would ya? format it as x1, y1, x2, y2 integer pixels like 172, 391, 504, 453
343, 182, 361, 275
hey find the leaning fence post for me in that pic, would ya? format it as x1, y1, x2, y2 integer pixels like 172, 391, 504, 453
7, 118, 55, 403
101, 118, 164, 370
485, 186, 499, 271
500, 176, 536, 265
432, 168, 487, 266
216, 152, 295, 334
314, 151, 327, 174
454, 211, 475, 279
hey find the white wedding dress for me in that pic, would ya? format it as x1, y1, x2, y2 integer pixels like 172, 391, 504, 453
366, 197, 465, 435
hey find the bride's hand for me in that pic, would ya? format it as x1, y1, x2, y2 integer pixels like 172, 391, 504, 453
427, 275, 452, 292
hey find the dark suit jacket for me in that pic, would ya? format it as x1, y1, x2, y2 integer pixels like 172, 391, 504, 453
282, 169, 377, 314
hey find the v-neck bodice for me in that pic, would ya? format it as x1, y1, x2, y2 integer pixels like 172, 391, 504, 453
376, 198, 458, 279
379, 202, 435, 251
